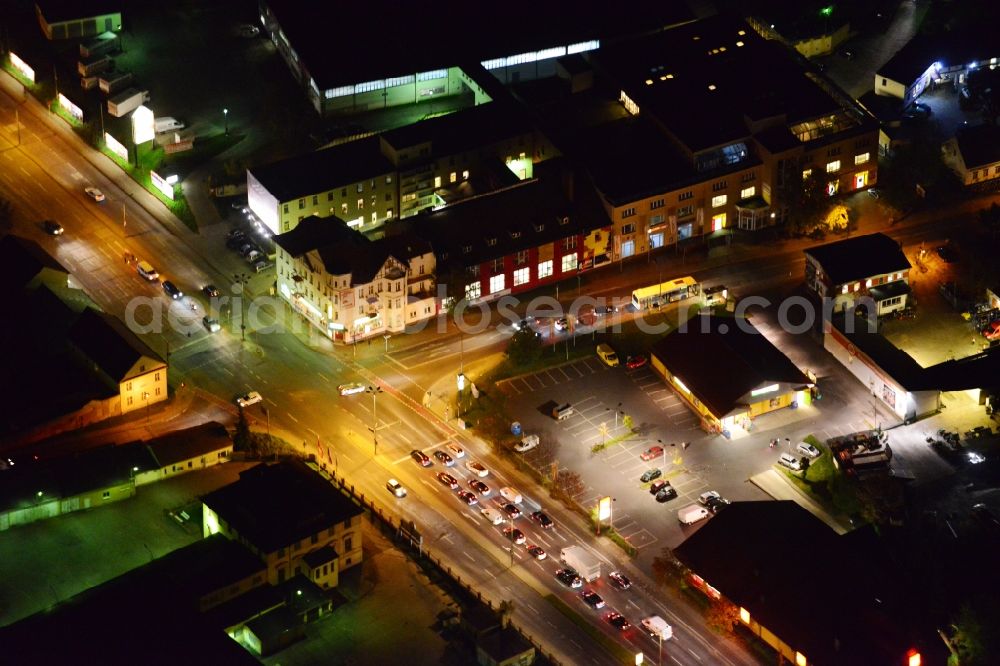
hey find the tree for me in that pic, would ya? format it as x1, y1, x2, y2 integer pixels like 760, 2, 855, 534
553, 469, 584, 500
651, 547, 685, 589
505, 328, 542, 368
622, 413, 635, 432
979, 203, 1000, 240
705, 599, 742, 635
800, 456, 811, 479
855, 475, 905, 525
233, 407, 251, 451
948, 603, 987, 665
784, 171, 828, 234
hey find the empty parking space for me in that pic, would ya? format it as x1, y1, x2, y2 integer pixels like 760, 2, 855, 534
496, 358, 608, 396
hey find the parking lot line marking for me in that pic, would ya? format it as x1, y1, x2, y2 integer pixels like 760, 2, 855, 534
567, 363, 585, 377
463, 550, 475, 562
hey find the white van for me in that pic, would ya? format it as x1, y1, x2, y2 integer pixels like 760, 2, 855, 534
481, 507, 504, 525
154, 116, 185, 133
136, 260, 159, 281
640, 616, 673, 641
596, 343, 619, 367
500, 487, 523, 504
678, 504, 710, 524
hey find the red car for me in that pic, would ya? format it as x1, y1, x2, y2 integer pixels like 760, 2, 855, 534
626, 354, 648, 369
436, 472, 459, 489
640, 446, 664, 461
983, 321, 1000, 340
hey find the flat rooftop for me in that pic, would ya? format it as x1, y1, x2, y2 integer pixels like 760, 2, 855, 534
264, 0, 694, 89
594, 14, 852, 152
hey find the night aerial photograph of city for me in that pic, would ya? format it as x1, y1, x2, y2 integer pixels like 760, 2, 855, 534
2, 0, 1000, 663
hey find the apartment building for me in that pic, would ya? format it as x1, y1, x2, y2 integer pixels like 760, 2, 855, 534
804, 233, 911, 315
273, 216, 436, 343
247, 102, 546, 235
543, 14, 879, 261
202, 460, 364, 588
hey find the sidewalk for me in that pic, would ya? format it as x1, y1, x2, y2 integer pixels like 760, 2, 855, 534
750, 468, 852, 534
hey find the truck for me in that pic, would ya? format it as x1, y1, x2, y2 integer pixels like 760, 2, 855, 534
77, 53, 113, 77
98, 69, 133, 94
640, 615, 673, 641
559, 546, 601, 582
551, 403, 574, 421
678, 504, 710, 525
79, 31, 120, 59
499, 487, 522, 504
107, 89, 150, 117
154, 116, 185, 133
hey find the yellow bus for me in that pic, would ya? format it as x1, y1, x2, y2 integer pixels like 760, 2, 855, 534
631, 276, 699, 310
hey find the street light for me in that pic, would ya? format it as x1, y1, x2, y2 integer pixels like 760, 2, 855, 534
223, 107, 228, 135
233, 272, 250, 342
366, 385, 384, 456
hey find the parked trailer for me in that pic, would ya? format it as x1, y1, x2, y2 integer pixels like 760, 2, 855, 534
98, 69, 132, 94
79, 31, 120, 59
640, 615, 674, 641
107, 89, 150, 117
559, 546, 601, 582
77, 54, 112, 77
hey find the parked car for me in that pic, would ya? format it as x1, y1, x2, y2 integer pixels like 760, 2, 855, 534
706, 496, 731, 514
465, 460, 489, 477
456, 490, 478, 505
162, 280, 183, 300
581, 589, 605, 609
253, 260, 270, 273
554, 317, 569, 331
514, 435, 539, 453
338, 382, 365, 396
778, 453, 803, 470
640, 446, 664, 461
527, 545, 547, 560
502, 527, 526, 545
699, 491, 721, 505
530, 511, 554, 528
244, 249, 263, 263
655, 486, 678, 503
386, 479, 406, 498
796, 442, 822, 458
609, 571, 631, 589
605, 612, 631, 631
626, 354, 648, 369
202, 284, 220, 297
436, 472, 459, 489
202, 316, 221, 333
556, 568, 583, 589
512, 317, 534, 332
84, 186, 105, 202
410, 449, 432, 467
468, 479, 490, 495
43, 220, 64, 235
649, 480, 670, 495
640, 468, 663, 483
236, 391, 262, 408
226, 235, 247, 250
434, 450, 454, 466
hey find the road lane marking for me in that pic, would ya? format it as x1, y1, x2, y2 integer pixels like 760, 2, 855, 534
265, 398, 278, 406
287, 412, 299, 423
462, 550, 475, 562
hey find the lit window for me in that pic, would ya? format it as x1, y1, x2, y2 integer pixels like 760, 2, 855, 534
462, 170, 469, 180
739, 607, 751, 624
465, 281, 481, 300
513, 267, 530, 286
802, 168, 813, 180
434, 176, 442, 188
826, 160, 841, 173
740, 186, 755, 199
538, 260, 553, 279
795, 653, 807, 666
711, 194, 727, 208
561, 253, 578, 272
865, 278, 872, 288
854, 152, 870, 165
357, 198, 364, 210
854, 282, 860, 292
621, 207, 636, 219
450, 172, 457, 183
489, 274, 505, 294
841, 284, 848, 294
371, 212, 377, 223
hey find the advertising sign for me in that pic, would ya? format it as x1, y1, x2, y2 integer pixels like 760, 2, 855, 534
132, 105, 154, 144
150, 170, 174, 200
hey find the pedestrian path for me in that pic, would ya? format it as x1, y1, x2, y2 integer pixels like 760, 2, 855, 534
749, 469, 851, 534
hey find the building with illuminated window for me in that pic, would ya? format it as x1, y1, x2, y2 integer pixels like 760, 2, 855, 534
274, 215, 436, 343
256, 0, 690, 116
675, 501, 942, 666
202, 460, 364, 588
35, 0, 122, 40
411, 167, 610, 304
804, 233, 911, 316
248, 101, 547, 235
650, 315, 812, 436
537, 14, 878, 261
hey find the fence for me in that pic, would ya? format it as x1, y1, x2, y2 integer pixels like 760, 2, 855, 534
306, 459, 565, 665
